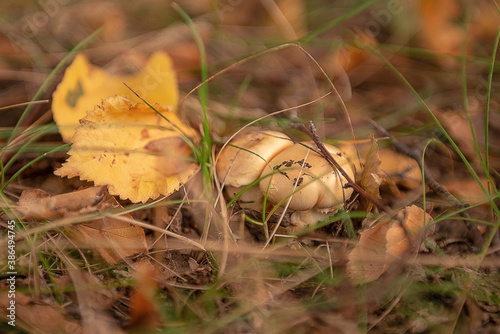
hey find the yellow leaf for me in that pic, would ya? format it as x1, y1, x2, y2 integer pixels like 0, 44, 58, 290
54, 96, 199, 203
52, 52, 178, 142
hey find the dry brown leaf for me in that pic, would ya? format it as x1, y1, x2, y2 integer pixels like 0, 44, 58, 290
129, 259, 163, 329
340, 144, 421, 189
0, 293, 82, 334
17, 187, 148, 264
360, 134, 386, 211
17, 186, 107, 220
419, 0, 463, 65
53, 1, 126, 43
264, 0, 307, 38
334, 32, 378, 73
470, 2, 500, 43
347, 205, 433, 284
385, 205, 434, 266
52, 52, 178, 142
439, 109, 480, 159
71, 192, 148, 264
54, 96, 199, 203
67, 270, 123, 334
378, 149, 422, 189
444, 177, 491, 205
345, 218, 390, 283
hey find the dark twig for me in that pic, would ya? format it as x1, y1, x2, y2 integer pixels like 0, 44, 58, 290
369, 119, 484, 250
293, 121, 391, 214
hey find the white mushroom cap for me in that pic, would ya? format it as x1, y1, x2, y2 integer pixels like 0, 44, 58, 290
259, 141, 355, 212
216, 131, 293, 188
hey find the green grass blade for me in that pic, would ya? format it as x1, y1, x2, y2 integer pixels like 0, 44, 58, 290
2, 143, 70, 192
173, 3, 213, 194
459, 11, 488, 180
484, 27, 500, 180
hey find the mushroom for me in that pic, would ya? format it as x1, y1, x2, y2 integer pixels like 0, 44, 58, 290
216, 130, 293, 209
289, 210, 333, 232
224, 184, 265, 211
217, 131, 356, 232
259, 141, 355, 213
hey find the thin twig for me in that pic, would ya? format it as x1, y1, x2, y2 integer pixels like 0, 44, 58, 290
293, 121, 390, 214
369, 119, 484, 250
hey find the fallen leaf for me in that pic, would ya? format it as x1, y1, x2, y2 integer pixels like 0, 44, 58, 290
439, 109, 481, 160
333, 32, 378, 73
17, 187, 148, 264
129, 259, 163, 329
346, 218, 390, 284
17, 186, 106, 220
385, 205, 434, 266
52, 1, 126, 43
470, 1, 500, 43
52, 52, 178, 142
0, 293, 83, 334
55, 95, 199, 203
347, 205, 433, 284
419, 0, 463, 66
71, 191, 148, 264
64, 269, 124, 334
360, 134, 386, 211
144, 136, 196, 177
265, 0, 306, 38
378, 149, 422, 189
339, 143, 421, 189
443, 177, 491, 205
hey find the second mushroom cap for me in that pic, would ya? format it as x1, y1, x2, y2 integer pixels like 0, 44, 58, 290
216, 130, 293, 188
259, 142, 355, 212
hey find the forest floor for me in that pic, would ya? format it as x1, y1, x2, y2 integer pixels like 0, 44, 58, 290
0, 1, 499, 333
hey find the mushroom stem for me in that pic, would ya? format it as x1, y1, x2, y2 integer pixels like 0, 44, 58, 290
294, 121, 390, 214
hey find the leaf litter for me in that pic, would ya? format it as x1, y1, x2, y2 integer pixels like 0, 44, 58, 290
17, 186, 147, 264
1, 1, 500, 333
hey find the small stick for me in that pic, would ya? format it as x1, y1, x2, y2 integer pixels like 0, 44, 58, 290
293, 121, 391, 214
369, 119, 484, 250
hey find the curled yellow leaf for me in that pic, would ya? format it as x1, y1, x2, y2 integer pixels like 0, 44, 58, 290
55, 96, 199, 203
52, 52, 178, 142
